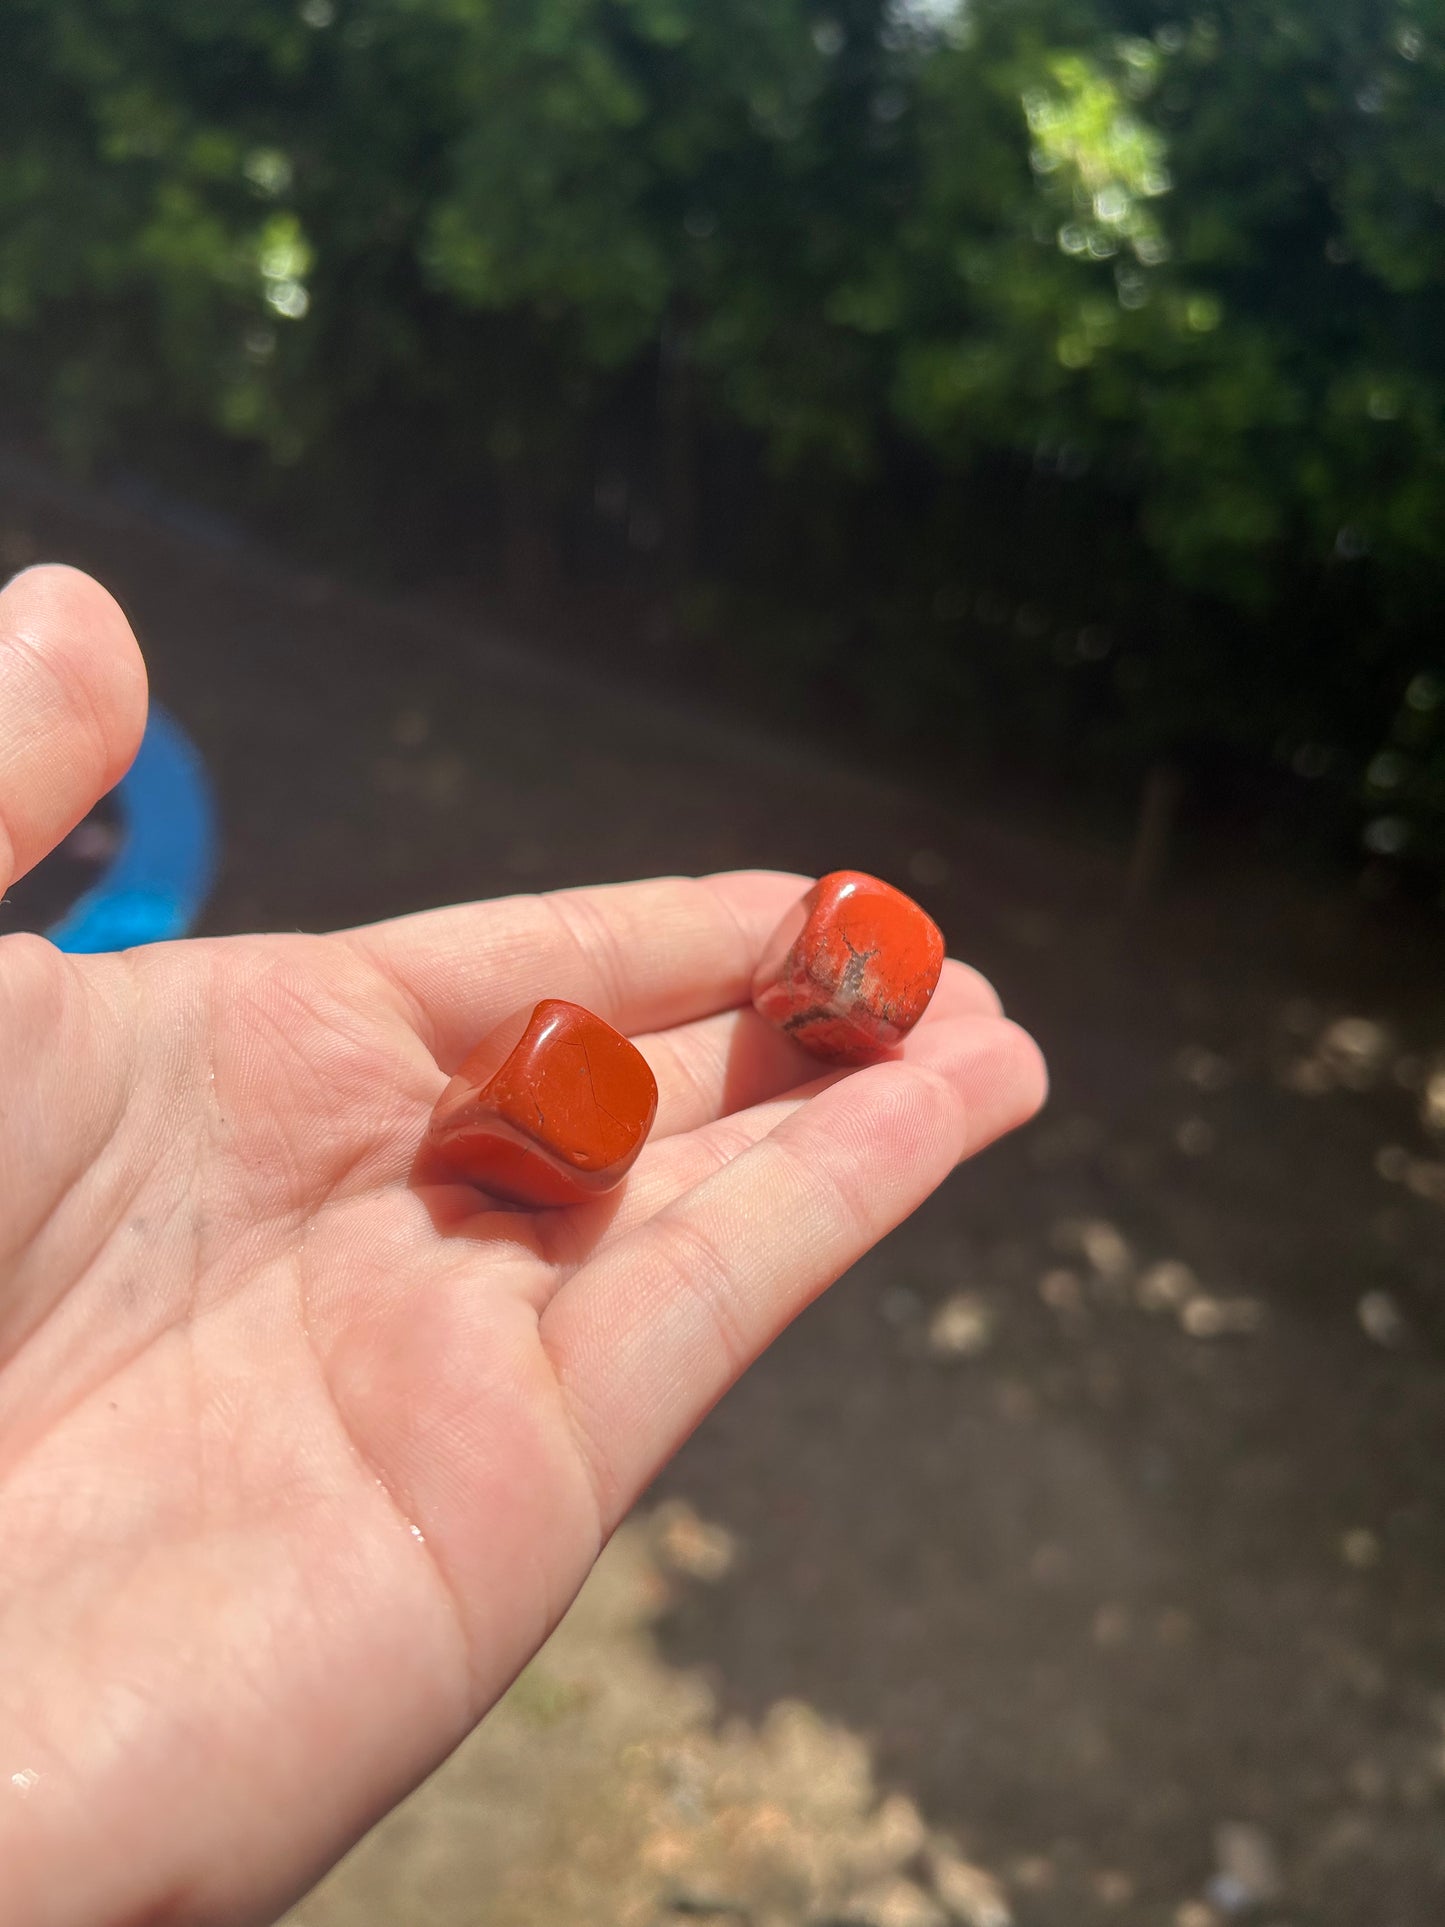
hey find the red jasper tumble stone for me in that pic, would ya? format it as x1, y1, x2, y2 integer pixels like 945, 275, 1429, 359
428, 998, 658, 1207
751, 870, 946, 1065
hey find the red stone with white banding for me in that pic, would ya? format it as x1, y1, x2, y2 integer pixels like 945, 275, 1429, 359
751, 870, 945, 1065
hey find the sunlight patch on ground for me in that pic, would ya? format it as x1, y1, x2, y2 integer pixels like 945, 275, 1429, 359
284, 1503, 1010, 1927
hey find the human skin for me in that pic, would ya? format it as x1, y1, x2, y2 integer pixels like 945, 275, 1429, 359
0, 564, 1047, 1927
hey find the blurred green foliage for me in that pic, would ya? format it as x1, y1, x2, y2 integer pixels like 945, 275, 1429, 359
2, 0, 1444, 876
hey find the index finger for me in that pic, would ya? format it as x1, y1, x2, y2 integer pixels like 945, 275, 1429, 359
341, 870, 815, 1067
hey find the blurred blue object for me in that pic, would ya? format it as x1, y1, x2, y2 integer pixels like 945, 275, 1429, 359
47, 706, 218, 953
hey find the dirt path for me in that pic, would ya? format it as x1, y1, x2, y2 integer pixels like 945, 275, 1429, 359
3, 455, 1444, 1927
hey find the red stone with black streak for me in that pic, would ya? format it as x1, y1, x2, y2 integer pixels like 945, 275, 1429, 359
751, 870, 945, 1065
428, 998, 658, 1207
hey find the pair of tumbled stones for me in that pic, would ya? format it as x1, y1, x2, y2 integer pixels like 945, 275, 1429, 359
428, 870, 945, 1207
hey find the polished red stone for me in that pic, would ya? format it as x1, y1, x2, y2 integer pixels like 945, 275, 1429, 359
428, 998, 658, 1207
751, 870, 946, 1065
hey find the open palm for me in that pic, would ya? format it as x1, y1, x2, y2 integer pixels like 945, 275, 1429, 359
0, 567, 1046, 1927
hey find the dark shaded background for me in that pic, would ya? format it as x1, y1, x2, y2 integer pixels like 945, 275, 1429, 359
2, 1, 1445, 886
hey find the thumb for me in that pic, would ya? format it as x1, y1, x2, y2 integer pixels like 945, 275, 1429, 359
0, 565, 148, 900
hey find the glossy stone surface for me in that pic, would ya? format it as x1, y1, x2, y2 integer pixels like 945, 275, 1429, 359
751, 870, 945, 1065
428, 998, 658, 1206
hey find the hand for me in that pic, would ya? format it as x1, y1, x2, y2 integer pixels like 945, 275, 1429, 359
0, 565, 1046, 1927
